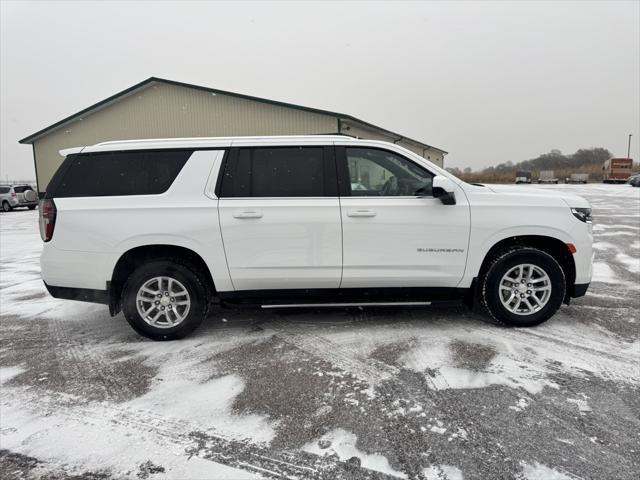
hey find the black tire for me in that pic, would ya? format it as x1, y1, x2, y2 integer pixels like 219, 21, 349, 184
480, 248, 565, 327
28, 205, 36, 210
2, 201, 11, 212
122, 260, 210, 340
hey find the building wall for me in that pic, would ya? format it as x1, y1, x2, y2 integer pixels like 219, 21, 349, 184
33, 82, 337, 191
32, 81, 444, 192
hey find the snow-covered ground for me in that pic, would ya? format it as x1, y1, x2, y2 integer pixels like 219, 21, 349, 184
1, 184, 638, 480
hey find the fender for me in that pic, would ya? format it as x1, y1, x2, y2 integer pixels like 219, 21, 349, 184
459, 225, 574, 288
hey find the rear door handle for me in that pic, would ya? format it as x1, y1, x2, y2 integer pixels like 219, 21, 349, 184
233, 211, 263, 219
347, 210, 377, 218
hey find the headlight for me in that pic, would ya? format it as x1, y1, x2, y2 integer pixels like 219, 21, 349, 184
571, 207, 592, 223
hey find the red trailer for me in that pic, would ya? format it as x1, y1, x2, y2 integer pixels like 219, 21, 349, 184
602, 158, 633, 183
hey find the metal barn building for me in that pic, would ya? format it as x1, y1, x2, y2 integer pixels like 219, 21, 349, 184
19, 77, 447, 195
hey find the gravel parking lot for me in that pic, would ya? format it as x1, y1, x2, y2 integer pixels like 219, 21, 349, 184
1, 184, 638, 480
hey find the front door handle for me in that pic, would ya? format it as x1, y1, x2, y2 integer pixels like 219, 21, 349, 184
233, 211, 263, 219
347, 210, 377, 218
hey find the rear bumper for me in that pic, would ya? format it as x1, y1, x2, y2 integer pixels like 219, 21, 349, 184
41, 244, 116, 290
8, 198, 37, 207
571, 283, 590, 298
44, 282, 109, 305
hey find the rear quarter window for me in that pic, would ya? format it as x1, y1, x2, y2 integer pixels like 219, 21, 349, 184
0, 187, 9, 194
52, 150, 192, 197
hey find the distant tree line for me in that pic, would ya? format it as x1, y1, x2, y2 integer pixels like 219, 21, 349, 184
446, 147, 638, 183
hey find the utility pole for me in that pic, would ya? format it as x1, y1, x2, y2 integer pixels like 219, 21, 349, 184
628, 134, 632, 159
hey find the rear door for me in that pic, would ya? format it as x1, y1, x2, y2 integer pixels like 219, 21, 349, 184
217, 145, 342, 291
337, 146, 470, 288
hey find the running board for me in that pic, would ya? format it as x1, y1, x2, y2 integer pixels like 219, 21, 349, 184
218, 287, 466, 309
261, 301, 432, 309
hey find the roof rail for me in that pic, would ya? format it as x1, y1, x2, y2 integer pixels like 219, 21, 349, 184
314, 132, 360, 139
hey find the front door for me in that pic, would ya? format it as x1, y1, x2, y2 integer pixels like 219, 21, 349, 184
337, 146, 470, 288
217, 146, 342, 291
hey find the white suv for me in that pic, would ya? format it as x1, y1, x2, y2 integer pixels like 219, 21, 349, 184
39, 136, 593, 340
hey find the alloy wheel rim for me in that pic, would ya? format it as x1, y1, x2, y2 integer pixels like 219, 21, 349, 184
499, 264, 552, 316
136, 276, 191, 328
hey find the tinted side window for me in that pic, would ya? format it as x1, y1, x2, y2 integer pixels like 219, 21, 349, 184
219, 147, 336, 197
53, 150, 192, 197
0, 187, 9, 194
345, 148, 434, 197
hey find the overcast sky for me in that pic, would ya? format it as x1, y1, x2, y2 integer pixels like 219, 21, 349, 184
1, 0, 639, 180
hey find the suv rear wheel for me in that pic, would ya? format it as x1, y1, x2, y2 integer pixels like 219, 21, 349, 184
480, 248, 565, 327
2, 201, 11, 212
122, 260, 209, 340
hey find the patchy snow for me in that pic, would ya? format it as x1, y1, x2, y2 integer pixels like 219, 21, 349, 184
447, 427, 469, 442
0, 366, 25, 385
509, 398, 529, 412
593, 224, 640, 231
303, 429, 407, 478
168, 457, 261, 479
396, 320, 639, 394
592, 262, 620, 283
616, 252, 640, 274
126, 373, 277, 443
423, 464, 464, 480
0, 398, 261, 479
521, 461, 573, 480
400, 335, 555, 394
592, 241, 616, 251
566, 395, 592, 413
585, 291, 626, 300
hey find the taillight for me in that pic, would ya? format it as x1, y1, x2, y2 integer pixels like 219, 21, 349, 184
39, 199, 57, 242
11, 192, 16, 197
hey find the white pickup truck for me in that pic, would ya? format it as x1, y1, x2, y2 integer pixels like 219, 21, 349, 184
39, 136, 594, 340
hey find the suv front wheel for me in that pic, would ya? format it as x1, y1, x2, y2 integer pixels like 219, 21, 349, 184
480, 248, 566, 327
122, 260, 209, 340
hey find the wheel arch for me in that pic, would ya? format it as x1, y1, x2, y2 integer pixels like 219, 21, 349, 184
109, 244, 215, 316
474, 235, 576, 303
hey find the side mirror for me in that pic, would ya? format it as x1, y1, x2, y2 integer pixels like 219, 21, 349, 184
432, 175, 456, 205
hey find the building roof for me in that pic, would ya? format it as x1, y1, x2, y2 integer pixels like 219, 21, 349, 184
18, 77, 446, 155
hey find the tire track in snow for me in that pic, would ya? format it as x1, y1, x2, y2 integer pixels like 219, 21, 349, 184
47, 316, 142, 402
469, 320, 639, 384
264, 314, 523, 479
0, 387, 400, 480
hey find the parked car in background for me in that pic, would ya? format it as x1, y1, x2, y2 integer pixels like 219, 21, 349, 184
0, 184, 38, 212
628, 173, 640, 187
566, 173, 589, 184
602, 158, 633, 183
39, 136, 594, 340
515, 170, 532, 184
537, 170, 559, 184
